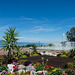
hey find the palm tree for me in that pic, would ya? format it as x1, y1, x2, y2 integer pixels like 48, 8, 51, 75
6, 27, 19, 49
2, 34, 12, 59
15, 46, 22, 59
32, 44, 37, 53
2, 27, 19, 63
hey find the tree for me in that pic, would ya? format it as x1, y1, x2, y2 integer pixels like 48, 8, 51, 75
48, 43, 54, 46
66, 27, 75, 41
61, 41, 67, 47
15, 46, 22, 59
6, 27, 19, 49
66, 27, 75, 47
32, 44, 37, 53
2, 27, 19, 63
2, 34, 12, 61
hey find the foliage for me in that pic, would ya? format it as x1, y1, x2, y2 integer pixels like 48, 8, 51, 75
23, 51, 30, 57
61, 41, 67, 47
61, 50, 66, 55
0, 65, 7, 72
32, 44, 37, 53
48, 43, 54, 46
18, 60, 27, 64
24, 61, 31, 66
0, 55, 3, 59
32, 54, 40, 57
73, 56, 75, 59
50, 68, 62, 75
60, 54, 67, 57
15, 46, 22, 59
66, 27, 75, 42
67, 61, 75, 71
22, 55, 27, 58
2, 55, 7, 59
65, 69, 74, 75
5, 72, 14, 75
25, 44, 33, 47
2, 27, 19, 63
43, 51, 46, 53
69, 48, 75, 58
34, 63, 44, 71
33, 62, 54, 72
45, 65, 54, 72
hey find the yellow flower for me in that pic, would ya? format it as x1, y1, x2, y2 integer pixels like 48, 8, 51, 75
67, 62, 72, 65
36, 62, 40, 65
51, 66, 54, 69
52, 68, 59, 72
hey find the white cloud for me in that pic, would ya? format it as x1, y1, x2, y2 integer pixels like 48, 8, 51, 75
28, 26, 54, 32
66, 25, 75, 27
0, 17, 34, 21
33, 28, 54, 32
16, 17, 34, 21
27, 26, 61, 33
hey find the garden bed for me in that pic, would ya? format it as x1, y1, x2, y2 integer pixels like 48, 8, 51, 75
19, 55, 74, 68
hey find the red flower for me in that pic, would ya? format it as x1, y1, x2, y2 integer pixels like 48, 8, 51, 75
27, 70, 30, 73
13, 66, 18, 70
48, 66, 51, 68
46, 65, 51, 68
46, 65, 49, 68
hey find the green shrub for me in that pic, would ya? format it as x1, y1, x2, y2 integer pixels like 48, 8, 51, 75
0, 56, 3, 59
60, 54, 67, 57
22, 55, 27, 58
32, 54, 39, 57
65, 69, 74, 75
2, 55, 7, 58
69, 48, 75, 58
0, 65, 7, 72
72, 60, 75, 69
18, 60, 27, 63
61, 50, 66, 55
73, 56, 75, 59
50, 68, 62, 75
35, 64, 44, 71
43, 51, 46, 53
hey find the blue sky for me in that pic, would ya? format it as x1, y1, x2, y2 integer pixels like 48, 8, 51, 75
0, 0, 75, 43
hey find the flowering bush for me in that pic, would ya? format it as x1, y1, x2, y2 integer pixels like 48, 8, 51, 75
17, 60, 27, 64
65, 69, 74, 75
0, 65, 7, 72
33, 62, 44, 71
50, 68, 63, 75
13, 65, 18, 72
33, 62, 54, 72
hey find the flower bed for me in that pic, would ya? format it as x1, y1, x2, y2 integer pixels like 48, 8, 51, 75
0, 55, 75, 75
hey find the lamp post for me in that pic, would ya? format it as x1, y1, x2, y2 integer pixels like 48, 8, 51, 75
62, 33, 65, 50
39, 41, 40, 47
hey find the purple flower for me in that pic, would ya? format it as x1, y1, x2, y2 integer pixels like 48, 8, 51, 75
0, 72, 2, 75
62, 73, 68, 75
13, 62, 18, 66
8, 70, 10, 72
29, 63, 32, 66
2, 70, 6, 73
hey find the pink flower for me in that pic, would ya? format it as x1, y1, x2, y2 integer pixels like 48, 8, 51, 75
62, 73, 68, 75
